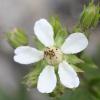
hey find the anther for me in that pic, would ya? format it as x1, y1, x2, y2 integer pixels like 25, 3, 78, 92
44, 47, 63, 65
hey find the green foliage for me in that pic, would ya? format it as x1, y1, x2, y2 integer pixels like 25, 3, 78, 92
79, 1, 100, 31
92, 45, 100, 67
65, 55, 84, 65
32, 36, 45, 50
0, 85, 29, 100
7, 28, 28, 49
64, 55, 84, 72
0, 89, 12, 100
49, 81, 65, 99
80, 54, 98, 69
5, 1, 100, 100
73, 1, 100, 38
70, 65, 84, 72
50, 16, 68, 47
22, 60, 46, 88
57, 55, 100, 100
60, 87, 95, 100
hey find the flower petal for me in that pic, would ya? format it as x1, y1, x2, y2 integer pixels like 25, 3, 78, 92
37, 65, 57, 93
61, 33, 88, 54
34, 19, 54, 47
58, 61, 80, 88
14, 46, 44, 64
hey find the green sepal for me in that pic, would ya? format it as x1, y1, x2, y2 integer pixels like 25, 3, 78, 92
50, 16, 68, 47
73, 25, 90, 38
49, 83, 65, 98
49, 75, 65, 98
32, 36, 45, 50
22, 60, 46, 88
78, 62, 99, 82
70, 65, 84, 73
7, 28, 28, 49
80, 54, 98, 69
65, 55, 84, 65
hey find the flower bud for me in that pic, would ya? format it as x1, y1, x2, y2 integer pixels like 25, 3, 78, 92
79, 1, 99, 30
7, 28, 28, 48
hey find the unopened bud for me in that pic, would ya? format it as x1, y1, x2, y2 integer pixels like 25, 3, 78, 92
7, 28, 28, 48
80, 1, 99, 30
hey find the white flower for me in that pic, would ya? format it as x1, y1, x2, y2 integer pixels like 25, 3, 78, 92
14, 19, 88, 93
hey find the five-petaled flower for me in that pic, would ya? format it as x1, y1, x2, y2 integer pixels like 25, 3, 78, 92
14, 19, 88, 93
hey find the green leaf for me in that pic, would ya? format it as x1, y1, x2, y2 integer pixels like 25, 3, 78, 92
65, 55, 84, 65
80, 64, 100, 81
50, 16, 68, 47
81, 55, 98, 68
60, 87, 94, 100
77, 55, 100, 81
88, 78, 100, 99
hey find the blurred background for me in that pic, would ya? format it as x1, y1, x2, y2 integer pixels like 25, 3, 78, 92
0, 0, 100, 100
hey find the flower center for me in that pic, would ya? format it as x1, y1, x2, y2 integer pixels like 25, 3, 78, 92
44, 47, 63, 65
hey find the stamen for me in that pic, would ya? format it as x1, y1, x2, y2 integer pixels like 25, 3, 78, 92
44, 47, 62, 65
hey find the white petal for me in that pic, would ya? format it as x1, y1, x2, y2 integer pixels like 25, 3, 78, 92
58, 61, 80, 88
61, 33, 88, 54
37, 65, 57, 93
34, 19, 54, 47
14, 46, 44, 64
